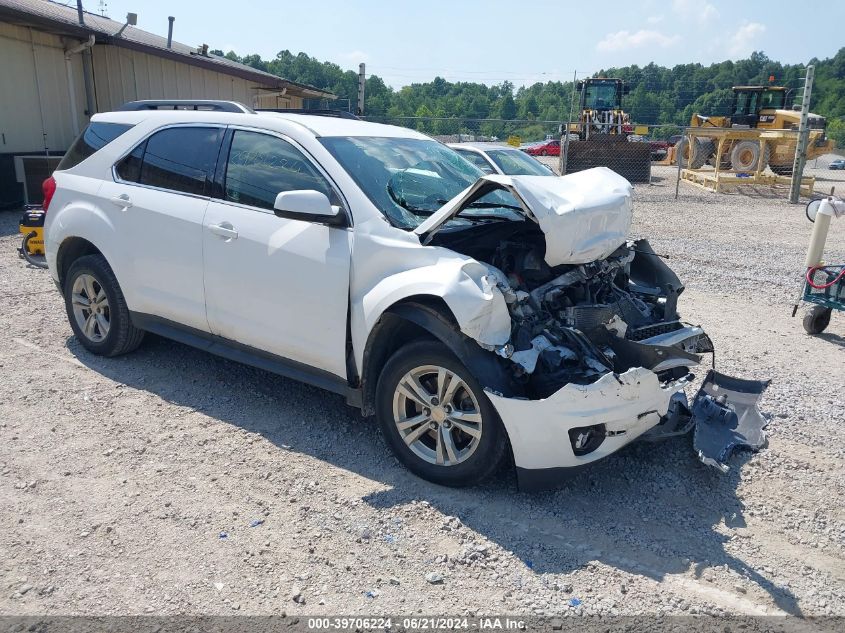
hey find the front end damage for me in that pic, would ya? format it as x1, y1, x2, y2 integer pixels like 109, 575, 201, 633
423, 169, 769, 489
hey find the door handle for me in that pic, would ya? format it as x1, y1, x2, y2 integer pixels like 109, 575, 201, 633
209, 222, 238, 240
109, 194, 132, 208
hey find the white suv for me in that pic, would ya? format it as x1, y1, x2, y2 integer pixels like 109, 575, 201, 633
44, 100, 768, 489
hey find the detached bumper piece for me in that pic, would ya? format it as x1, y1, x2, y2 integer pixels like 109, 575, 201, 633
691, 370, 771, 473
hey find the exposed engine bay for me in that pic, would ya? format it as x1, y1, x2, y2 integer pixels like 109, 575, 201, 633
430, 216, 769, 474
432, 222, 713, 398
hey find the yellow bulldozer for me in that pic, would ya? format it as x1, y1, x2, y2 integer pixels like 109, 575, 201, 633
676, 85, 835, 175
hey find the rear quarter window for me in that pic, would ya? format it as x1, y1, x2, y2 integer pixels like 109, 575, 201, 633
57, 122, 134, 171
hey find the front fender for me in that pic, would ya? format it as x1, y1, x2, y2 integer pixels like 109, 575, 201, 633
357, 301, 520, 416
352, 257, 511, 372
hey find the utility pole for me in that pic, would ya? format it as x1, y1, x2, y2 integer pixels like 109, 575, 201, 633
561, 70, 577, 175
789, 64, 814, 204
357, 63, 366, 116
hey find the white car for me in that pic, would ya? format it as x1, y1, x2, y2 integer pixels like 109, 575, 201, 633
448, 142, 556, 177
43, 100, 768, 489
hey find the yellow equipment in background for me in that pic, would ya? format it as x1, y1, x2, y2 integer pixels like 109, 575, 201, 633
19, 206, 49, 268
564, 78, 652, 183
677, 85, 835, 174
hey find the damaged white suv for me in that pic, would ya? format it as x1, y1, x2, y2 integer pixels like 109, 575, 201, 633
44, 101, 769, 490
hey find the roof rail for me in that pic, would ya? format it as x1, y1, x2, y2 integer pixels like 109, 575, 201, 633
117, 100, 254, 113
255, 108, 360, 120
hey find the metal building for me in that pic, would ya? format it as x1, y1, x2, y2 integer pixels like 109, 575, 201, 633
0, 0, 335, 206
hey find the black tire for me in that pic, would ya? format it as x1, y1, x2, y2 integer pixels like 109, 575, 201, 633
802, 305, 832, 335
769, 164, 793, 176
730, 140, 771, 172
63, 254, 144, 356
375, 339, 508, 487
675, 136, 710, 169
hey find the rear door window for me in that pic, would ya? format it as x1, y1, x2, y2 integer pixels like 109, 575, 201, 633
57, 122, 133, 171
132, 127, 223, 196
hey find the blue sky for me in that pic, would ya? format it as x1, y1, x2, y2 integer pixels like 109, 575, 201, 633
98, 0, 844, 88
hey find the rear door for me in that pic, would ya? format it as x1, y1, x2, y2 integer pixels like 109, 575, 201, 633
202, 128, 352, 378
99, 125, 224, 331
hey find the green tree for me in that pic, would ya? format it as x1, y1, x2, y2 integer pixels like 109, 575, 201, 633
216, 45, 845, 150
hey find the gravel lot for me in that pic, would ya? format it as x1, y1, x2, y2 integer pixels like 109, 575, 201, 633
1, 169, 844, 619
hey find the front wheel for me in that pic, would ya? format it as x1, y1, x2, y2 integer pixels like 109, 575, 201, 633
375, 340, 508, 487
730, 140, 771, 172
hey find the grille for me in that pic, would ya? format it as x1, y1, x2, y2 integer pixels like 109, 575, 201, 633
627, 321, 685, 342
567, 305, 615, 331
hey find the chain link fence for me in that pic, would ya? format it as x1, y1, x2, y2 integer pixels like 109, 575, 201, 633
361, 114, 842, 203
362, 117, 682, 195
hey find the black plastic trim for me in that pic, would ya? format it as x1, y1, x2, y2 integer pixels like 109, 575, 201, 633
130, 312, 361, 404
273, 207, 349, 228
516, 464, 591, 492
386, 303, 517, 397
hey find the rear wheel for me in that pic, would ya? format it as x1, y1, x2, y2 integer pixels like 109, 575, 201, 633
375, 340, 508, 487
675, 136, 711, 169
802, 305, 832, 335
63, 254, 144, 356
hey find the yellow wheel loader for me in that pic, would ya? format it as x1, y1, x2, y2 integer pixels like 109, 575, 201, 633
676, 86, 835, 174
564, 78, 652, 183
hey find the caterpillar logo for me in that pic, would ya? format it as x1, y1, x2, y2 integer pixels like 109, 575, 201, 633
759, 115, 776, 123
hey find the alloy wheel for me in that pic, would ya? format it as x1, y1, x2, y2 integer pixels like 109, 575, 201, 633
391, 364, 483, 467
71, 273, 110, 343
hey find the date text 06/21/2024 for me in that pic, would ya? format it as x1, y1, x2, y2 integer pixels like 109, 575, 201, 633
306, 617, 527, 630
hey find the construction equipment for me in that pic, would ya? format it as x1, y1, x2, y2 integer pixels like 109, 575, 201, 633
18, 205, 49, 269
677, 85, 835, 175
563, 78, 651, 183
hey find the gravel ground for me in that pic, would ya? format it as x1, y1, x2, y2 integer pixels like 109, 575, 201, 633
1, 172, 843, 619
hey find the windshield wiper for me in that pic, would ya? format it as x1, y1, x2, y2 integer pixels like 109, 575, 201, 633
465, 201, 523, 212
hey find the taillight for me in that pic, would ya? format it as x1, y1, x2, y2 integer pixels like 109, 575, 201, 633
42, 176, 56, 212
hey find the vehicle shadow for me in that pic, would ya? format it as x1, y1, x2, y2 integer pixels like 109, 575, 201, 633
816, 330, 845, 349
69, 333, 802, 616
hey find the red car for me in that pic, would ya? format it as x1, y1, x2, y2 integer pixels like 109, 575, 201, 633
523, 139, 560, 156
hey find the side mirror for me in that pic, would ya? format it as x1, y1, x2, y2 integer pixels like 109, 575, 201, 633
273, 190, 343, 225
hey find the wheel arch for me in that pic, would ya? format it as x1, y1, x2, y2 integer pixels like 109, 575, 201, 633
56, 236, 104, 289
358, 295, 518, 416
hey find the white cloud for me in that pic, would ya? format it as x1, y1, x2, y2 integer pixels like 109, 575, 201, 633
672, 0, 719, 23
596, 29, 680, 53
646, 14, 664, 24
728, 22, 767, 57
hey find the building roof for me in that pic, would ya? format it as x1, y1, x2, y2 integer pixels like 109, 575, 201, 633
0, 0, 335, 100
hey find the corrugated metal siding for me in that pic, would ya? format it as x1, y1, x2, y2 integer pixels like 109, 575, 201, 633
0, 23, 303, 156
254, 93, 303, 109
0, 22, 86, 153
90, 46, 299, 111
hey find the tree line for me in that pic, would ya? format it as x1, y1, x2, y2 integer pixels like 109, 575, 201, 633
212, 48, 845, 145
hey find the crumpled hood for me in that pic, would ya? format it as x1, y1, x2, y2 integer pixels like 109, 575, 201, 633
414, 166, 634, 267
